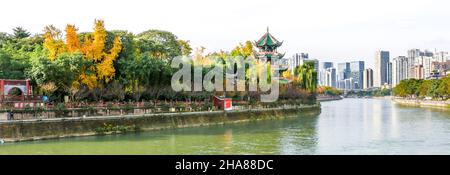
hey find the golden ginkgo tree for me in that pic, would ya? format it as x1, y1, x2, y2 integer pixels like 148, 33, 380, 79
42, 20, 122, 89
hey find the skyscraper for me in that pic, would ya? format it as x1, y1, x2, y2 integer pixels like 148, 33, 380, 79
349, 61, 365, 89
337, 62, 350, 81
325, 67, 337, 87
289, 53, 308, 72
388, 62, 392, 85
319, 62, 333, 86
374, 51, 390, 87
363, 68, 373, 89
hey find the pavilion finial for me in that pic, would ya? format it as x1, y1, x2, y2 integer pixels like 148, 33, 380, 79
267, 26, 269, 33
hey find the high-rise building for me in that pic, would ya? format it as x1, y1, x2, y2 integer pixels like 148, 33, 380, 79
308, 59, 319, 73
406, 49, 434, 79
388, 62, 392, 85
434, 51, 448, 63
337, 62, 350, 81
408, 49, 433, 58
363, 68, 373, 89
289, 53, 308, 72
374, 51, 390, 87
391, 56, 408, 87
345, 78, 354, 91
349, 61, 365, 89
412, 65, 424, 79
337, 78, 353, 91
319, 62, 333, 86
324, 67, 337, 88
430, 60, 450, 79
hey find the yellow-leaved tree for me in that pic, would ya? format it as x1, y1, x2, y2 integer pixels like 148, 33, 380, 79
43, 25, 67, 61
79, 20, 122, 88
96, 37, 122, 83
42, 20, 122, 89
65, 24, 81, 52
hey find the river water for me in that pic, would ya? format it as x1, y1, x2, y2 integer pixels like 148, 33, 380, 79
1, 98, 450, 155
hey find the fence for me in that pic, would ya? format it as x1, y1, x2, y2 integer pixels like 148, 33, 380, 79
0, 100, 317, 121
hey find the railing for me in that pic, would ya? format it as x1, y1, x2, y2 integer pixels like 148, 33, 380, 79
0, 100, 319, 121
0, 95, 42, 102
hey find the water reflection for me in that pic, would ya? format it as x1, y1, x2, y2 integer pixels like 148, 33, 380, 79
1, 99, 450, 155
221, 129, 233, 154
278, 114, 319, 154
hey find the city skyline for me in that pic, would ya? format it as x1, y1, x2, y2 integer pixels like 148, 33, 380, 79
1, 0, 450, 68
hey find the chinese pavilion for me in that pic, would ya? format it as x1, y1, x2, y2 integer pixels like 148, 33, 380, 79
254, 27, 285, 62
254, 27, 290, 83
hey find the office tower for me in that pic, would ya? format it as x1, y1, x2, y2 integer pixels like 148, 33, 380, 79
374, 51, 390, 87
308, 59, 319, 73
392, 60, 397, 87
349, 61, 365, 89
337, 80, 345, 90
324, 67, 337, 87
319, 62, 333, 86
363, 68, 373, 89
344, 78, 354, 91
290, 53, 308, 72
388, 62, 392, 85
337, 62, 350, 81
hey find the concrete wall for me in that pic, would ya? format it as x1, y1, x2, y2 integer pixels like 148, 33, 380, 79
0, 105, 320, 142
393, 98, 450, 108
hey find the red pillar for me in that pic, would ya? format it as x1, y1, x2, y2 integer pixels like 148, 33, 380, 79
25, 79, 30, 96
0, 80, 5, 101
0, 80, 3, 95
0, 79, 3, 101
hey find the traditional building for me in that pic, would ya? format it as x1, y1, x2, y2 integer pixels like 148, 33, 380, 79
254, 27, 285, 62
254, 27, 288, 83
0, 79, 41, 108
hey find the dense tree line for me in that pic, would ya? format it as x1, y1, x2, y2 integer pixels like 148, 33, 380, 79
317, 86, 343, 96
346, 89, 391, 98
0, 20, 318, 104
393, 77, 450, 100
0, 21, 191, 102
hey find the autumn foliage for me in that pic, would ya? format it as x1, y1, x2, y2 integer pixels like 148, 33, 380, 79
43, 20, 122, 89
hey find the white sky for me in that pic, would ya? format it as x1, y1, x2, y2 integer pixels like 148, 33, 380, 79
1, 0, 450, 68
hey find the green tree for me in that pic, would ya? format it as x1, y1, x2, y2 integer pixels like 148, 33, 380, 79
0, 50, 27, 79
405, 79, 421, 97
27, 53, 89, 100
12, 27, 31, 39
178, 39, 192, 56
427, 79, 442, 99
295, 61, 317, 93
0, 32, 12, 48
437, 76, 450, 99
418, 80, 431, 98
136, 30, 182, 60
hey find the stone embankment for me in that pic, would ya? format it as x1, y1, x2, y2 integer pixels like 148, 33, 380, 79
0, 104, 321, 143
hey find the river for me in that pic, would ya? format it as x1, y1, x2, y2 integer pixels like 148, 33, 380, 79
1, 98, 450, 155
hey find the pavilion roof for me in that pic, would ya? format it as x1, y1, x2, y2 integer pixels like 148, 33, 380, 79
255, 27, 283, 48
